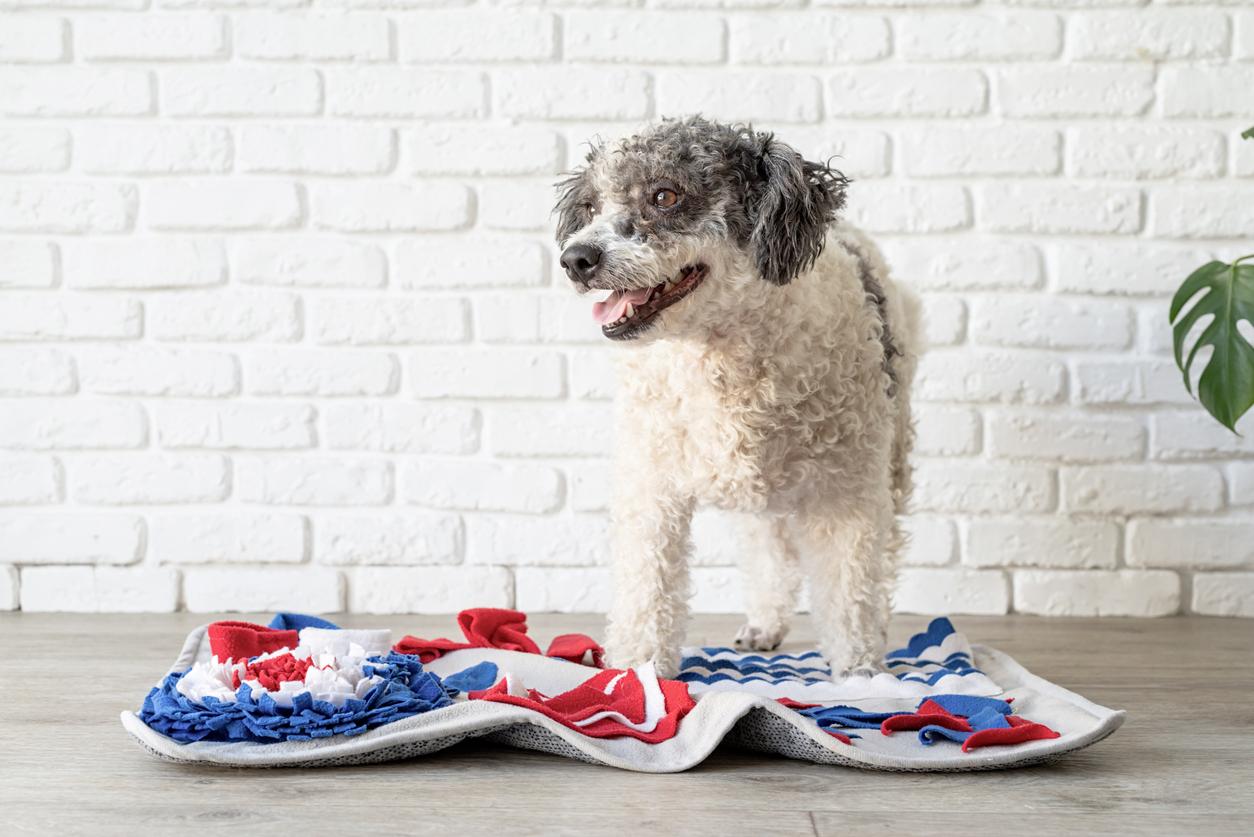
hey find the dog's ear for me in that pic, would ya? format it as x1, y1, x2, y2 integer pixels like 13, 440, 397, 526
552, 146, 601, 247
748, 136, 847, 286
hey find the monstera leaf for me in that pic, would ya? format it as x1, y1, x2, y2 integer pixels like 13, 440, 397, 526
1170, 256, 1254, 432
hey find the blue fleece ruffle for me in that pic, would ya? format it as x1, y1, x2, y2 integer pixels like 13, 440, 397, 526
139, 652, 453, 744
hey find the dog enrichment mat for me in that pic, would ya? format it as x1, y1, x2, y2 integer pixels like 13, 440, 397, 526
121, 610, 1124, 772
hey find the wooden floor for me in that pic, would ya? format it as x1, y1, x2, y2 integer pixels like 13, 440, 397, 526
2, 612, 1250, 836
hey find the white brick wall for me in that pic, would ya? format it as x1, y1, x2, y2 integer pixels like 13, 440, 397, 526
1, 2, 1251, 618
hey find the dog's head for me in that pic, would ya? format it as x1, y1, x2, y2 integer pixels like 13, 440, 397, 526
553, 116, 847, 341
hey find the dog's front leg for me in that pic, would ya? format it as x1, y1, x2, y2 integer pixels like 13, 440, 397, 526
604, 489, 694, 679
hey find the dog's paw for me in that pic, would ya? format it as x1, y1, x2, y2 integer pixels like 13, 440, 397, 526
734, 624, 784, 652
829, 662, 884, 681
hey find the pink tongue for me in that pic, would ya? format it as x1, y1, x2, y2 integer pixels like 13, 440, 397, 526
592, 287, 653, 325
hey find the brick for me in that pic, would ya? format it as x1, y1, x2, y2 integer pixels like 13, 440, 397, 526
315, 513, 461, 565
149, 291, 299, 342
902, 516, 958, 566
496, 68, 648, 120
0, 15, 65, 61
902, 126, 1059, 177
881, 238, 1042, 291
966, 519, 1118, 569
778, 127, 891, 178
516, 567, 610, 612
913, 462, 1055, 513
657, 71, 822, 122
1068, 126, 1224, 179
1128, 520, 1254, 569
922, 294, 963, 348
1192, 573, 1254, 617
0, 68, 151, 116
971, 295, 1133, 349
1054, 243, 1209, 296
145, 180, 302, 231
0, 455, 61, 504
894, 569, 1009, 615
349, 566, 510, 613
1014, 569, 1179, 617
236, 12, 390, 60
397, 238, 547, 289
236, 238, 387, 289
63, 238, 225, 289
900, 11, 1061, 60
1071, 10, 1228, 59
913, 406, 981, 456
979, 184, 1141, 234
465, 513, 607, 566
480, 181, 558, 232
238, 456, 392, 506
729, 13, 888, 63
689, 567, 744, 614
988, 412, 1145, 462
1074, 360, 1194, 407
0, 400, 146, 449
1062, 465, 1223, 514
1150, 186, 1254, 239
162, 67, 320, 116
78, 13, 226, 60
21, 566, 179, 613
0, 127, 70, 172
0, 565, 14, 611
1137, 304, 1175, 356
325, 404, 480, 455
488, 405, 610, 457
238, 125, 394, 175
0, 513, 142, 564
1151, 411, 1254, 460
476, 295, 599, 344
156, 403, 315, 450
411, 349, 564, 399
567, 11, 724, 63
1240, 11, 1254, 59
570, 349, 617, 400
568, 462, 611, 512
312, 182, 470, 232
916, 351, 1066, 404
398, 11, 555, 62
996, 66, 1153, 116
0, 182, 135, 233
846, 183, 970, 233
403, 460, 563, 513
150, 513, 307, 564
72, 454, 229, 504
0, 348, 75, 395
77, 124, 231, 175
327, 68, 484, 118
1163, 67, 1254, 117
184, 567, 343, 614
310, 297, 468, 345
78, 346, 238, 397
0, 295, 142, 342
405, 125, 561, 176
246, 349, 398, 396
1233, 463, 1254, 506
829, 68, 987, 117
0, 241, 56, 288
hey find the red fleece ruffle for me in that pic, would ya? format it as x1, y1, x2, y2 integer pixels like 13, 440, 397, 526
207, 621, 299, 662
394, 608, 605, 667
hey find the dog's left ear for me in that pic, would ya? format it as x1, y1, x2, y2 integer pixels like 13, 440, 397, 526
749, 136, 848, 286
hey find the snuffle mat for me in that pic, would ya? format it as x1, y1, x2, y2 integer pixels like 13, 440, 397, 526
120, 609, 1124, 772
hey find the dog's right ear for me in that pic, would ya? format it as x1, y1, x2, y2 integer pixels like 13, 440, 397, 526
552, 147, 600, 247
747, 134, 848, 286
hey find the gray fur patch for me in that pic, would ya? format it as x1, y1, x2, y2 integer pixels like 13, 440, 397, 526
842, 241, 900, 398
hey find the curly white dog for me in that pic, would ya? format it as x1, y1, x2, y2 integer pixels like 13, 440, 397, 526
554, 117, 920, 680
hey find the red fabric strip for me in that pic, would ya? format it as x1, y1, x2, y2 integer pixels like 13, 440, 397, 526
207, 621, 299, 662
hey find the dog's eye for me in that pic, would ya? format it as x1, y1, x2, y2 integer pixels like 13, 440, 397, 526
584, 203, 598, 217
652, 189, 679, 209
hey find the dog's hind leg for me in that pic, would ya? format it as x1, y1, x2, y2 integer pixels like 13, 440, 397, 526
604, 492, 694, 679
799, 497, 897, 678
733, 514, 801, 652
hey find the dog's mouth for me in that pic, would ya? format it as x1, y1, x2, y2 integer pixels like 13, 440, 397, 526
592, 265, 708, 341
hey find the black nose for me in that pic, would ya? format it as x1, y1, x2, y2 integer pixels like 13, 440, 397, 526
560, 243, 603, 284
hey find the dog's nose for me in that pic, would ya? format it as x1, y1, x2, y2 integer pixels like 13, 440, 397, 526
560, 243, 603, 284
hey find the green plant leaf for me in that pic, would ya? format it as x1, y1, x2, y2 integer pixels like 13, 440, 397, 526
1243, 126, 1254, 141
1170, 257, 1254, 432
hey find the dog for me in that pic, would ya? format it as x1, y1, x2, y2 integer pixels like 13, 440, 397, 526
553, 116, 919, 680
